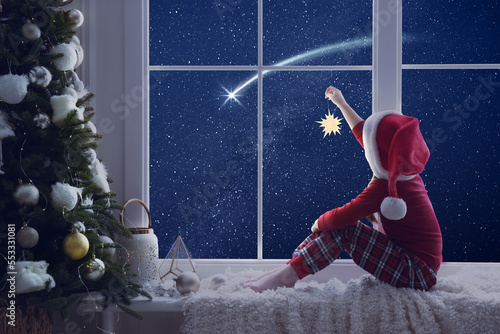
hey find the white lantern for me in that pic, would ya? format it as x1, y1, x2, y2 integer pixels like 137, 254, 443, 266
118, 199, 159, 286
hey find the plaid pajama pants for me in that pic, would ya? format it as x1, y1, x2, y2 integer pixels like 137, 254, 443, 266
288, 221, 438, 291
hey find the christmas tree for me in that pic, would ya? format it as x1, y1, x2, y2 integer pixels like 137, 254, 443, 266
0, 0, 150, 325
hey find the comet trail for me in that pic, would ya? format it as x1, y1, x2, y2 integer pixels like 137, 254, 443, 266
221, 37, 372, 104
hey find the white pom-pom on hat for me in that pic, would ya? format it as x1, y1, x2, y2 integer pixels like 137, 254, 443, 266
0, 73, 29, 104
380, 197, 407, 220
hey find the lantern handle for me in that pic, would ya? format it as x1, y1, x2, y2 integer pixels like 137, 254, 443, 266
120, 198, 152, 229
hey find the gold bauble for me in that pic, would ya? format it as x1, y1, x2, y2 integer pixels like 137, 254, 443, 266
63, 232, 89, 260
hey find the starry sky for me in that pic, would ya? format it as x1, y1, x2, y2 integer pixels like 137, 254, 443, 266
149, 0, 499, 262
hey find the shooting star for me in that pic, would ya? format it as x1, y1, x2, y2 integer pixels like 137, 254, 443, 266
221, 36, 372, 103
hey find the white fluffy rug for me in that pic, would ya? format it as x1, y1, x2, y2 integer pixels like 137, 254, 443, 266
181, 267, 500, 334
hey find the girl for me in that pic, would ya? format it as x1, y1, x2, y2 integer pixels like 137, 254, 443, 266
243, 86, 442, 292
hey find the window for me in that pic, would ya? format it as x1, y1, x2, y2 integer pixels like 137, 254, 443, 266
401, 0, 500, 261
148, 0, 500, 261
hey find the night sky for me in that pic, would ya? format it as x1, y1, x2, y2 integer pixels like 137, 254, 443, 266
149, 0, 499, 262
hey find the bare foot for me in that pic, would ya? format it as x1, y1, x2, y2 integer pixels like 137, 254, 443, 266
241, 266, 282, 287
244, 265, 299, 292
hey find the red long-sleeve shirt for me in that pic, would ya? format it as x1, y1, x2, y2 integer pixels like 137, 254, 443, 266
318, 121, 443, 271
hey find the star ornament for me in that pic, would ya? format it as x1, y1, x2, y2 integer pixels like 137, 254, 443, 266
317, 111, 343, 137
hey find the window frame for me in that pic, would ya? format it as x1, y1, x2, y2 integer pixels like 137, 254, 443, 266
140, 0, 400, 260
126, 0, 499, 261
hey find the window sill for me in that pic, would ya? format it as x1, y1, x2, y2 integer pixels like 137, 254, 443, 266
106, 261, 499, 314
158, 259, 499, 282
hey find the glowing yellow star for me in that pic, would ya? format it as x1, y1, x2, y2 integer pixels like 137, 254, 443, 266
317, 111, 342, 137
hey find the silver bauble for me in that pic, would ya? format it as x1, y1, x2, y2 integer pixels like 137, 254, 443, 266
83, 258, 105, 281
29, 66, 52, 87
73, 221, 86, 233
33, 113, 51, 129
16, 226, 39, 249
175, 272, 200, 294
97, 235, 116, 258
21, 22, 41, 41
72, 41, 84, 69
68, 9, 84, 28
13, 184, 40, 206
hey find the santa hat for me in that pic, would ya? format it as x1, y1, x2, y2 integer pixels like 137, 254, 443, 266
362, 110, 429, 220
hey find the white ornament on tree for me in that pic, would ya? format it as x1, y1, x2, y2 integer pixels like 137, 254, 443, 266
60, 86, 78, 100
16, 225, 39, 249
70, 36, 84, 69
21, 22, 41, 41
90, 160, 110, 193
67, 71, 86, 97
83, 258, 105, 281
85, 121, 97, 142
68, 9, 84, 28
0, 110, 15, 174
81, 195, 94, 213
50, 94, 84, 127
50, 182, 82, 211
83, 148, 97, 164
97, 235, 116, 258
91, 175, 110, 193
49, 43, 78, 71
0, 73, 29, 104
33, 113, 51, 129
13, 184, 40, 206
15, 261, 56, 294
29, 66, 52, 87
73, 221, 86, 233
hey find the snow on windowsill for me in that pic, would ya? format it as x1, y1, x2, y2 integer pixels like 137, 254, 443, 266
104, 260, 500, 314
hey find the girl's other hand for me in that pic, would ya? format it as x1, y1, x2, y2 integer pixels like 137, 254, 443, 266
311, 219, 321, 233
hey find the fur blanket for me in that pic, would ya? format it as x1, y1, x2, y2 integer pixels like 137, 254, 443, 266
181, 267, 500, 334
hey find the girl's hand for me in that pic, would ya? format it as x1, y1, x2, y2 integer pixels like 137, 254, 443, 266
311, 219, 321, 233
366, 212, 380, 226
325, 86, 347, 105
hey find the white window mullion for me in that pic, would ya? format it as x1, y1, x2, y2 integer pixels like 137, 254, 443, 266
373, 0, 402, 113
124, 0, 149, 225
257, 0, 264, 260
